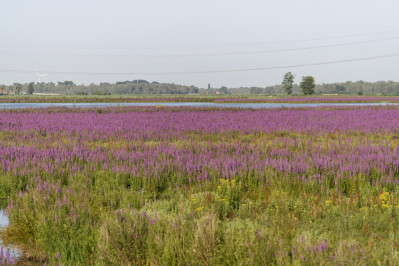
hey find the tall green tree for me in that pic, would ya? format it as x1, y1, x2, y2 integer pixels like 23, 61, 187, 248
300, 76, 315, 95
27, 82, 35, 95
282, 72, 295, 95
220, 86, 228, 94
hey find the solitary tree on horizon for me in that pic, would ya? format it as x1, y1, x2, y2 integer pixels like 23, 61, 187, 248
300, 76, 315, 95
27, 82, 34, 95
282, 72, 295, 95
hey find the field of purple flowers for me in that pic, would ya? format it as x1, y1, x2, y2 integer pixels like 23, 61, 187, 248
1, 106, 399, 264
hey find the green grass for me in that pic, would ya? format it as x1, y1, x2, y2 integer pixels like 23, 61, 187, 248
0, 93, 397, 103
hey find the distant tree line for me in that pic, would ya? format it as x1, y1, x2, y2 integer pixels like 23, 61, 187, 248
272, 79, 399, 95
0, 80, 201, 95
1, 79, 399, 95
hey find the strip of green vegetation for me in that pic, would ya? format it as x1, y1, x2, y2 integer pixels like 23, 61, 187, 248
0, 94, 399, 103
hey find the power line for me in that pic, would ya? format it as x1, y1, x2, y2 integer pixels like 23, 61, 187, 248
1, 52, 399, 76
1, 36, 398, 59
0, 29, 398, 51
148, 36, 399, 58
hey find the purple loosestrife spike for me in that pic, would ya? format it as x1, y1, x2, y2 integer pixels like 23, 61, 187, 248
56, 252, 60, 259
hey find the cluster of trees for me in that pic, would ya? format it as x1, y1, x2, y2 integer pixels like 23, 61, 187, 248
282, 72, 315, 95
0, 80, 200, 95
261, 79, 399, 95
1, 82, 35, 95
1, 78, 399, 96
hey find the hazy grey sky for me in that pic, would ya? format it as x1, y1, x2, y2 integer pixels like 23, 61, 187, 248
1, 0, 399, 88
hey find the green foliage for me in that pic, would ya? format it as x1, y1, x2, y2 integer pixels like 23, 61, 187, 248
91, 91, 110, 96
57, 81, 75, 86
220, 86, 228, 94
27, 82, 34, 95
282, 72, 295, 95
249, 87, 263, 94
335, 84, 346, 92
300, 76, 315, 95
98, 211, 150, 264
3, 79, 399, 95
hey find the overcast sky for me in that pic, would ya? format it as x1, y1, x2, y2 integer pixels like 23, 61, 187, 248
1, 0, 399, 88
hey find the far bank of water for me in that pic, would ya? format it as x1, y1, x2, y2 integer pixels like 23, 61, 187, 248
0, 102, 397, 109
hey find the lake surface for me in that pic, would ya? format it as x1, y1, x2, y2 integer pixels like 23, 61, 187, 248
0, 210, 20, 262
0, 102, 397, 109
0, 210, 8, 229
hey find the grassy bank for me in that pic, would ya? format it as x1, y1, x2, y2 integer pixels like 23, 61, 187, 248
1, 94, 399, 104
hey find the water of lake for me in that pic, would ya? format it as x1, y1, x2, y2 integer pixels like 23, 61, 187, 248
0, 102, 396, 109
0, 210, 20, 262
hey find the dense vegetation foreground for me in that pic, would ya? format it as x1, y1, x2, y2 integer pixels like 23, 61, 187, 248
1, 106, 399, 264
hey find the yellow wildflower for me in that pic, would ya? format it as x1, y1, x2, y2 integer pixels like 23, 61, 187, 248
360, 206, 369, 211
379, 192, 390, 202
